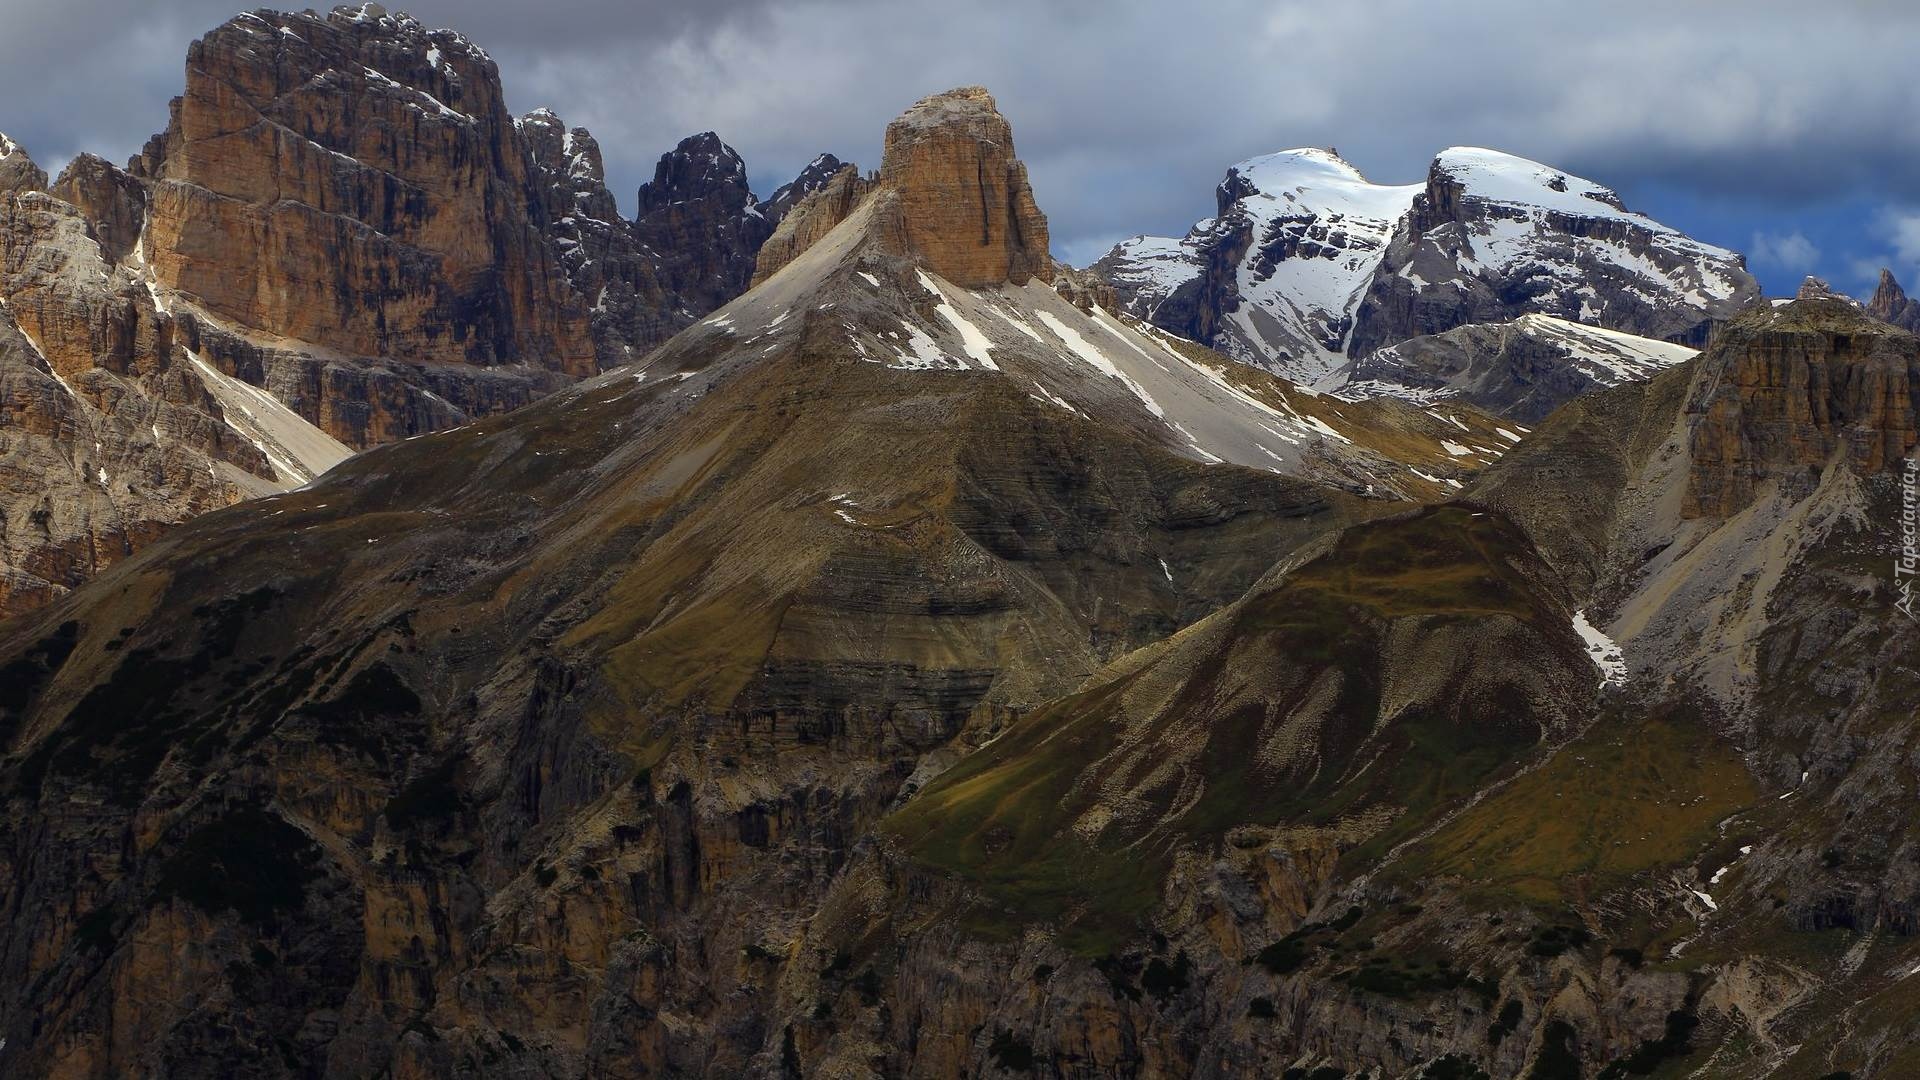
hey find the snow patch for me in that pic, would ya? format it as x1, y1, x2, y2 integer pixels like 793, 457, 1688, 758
1572, 609, 1628, 687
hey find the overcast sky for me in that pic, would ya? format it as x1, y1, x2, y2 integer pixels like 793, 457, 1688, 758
3, 0, 1917, 296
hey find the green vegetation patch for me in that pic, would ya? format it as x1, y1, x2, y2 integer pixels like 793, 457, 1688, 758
1395, 705, 1757, 905
15, 587, 286, 804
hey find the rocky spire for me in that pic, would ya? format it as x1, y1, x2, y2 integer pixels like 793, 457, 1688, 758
1868, 267, 1920, 332
0, 132, 46, 194
877, 86, 1051, 287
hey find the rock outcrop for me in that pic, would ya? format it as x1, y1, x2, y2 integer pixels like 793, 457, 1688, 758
877, 86, 1051, 287
630, 132, 774, 325
1684, 293, 1919, 518
1341, 312, 1699, 422
749, 163, 872, 285
0, 133, 44, 194
1868, 267, 1920, 332
48, 155, 147, 266
135, 6, 595, 374
521, 108, 678, 367
524, 124, 843, 360
762, 152, 850, 225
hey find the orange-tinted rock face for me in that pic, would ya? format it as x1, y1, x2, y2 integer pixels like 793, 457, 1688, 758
878, 86, 1051, 287
1685, 297, 1920, 519
134, 7, 595, 378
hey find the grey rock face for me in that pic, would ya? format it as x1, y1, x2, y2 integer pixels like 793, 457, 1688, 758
525, 122, 852, 361
522, 108, 677, 366
1345, 150, 1761, 358
631, 132, 775, 327
0, 133, 47, 195
1341, 313, 1698, 422
763, 152, 851, 225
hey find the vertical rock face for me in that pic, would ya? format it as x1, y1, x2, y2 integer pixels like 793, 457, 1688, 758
521, 108, 675, 367
1684, 294, 1920, 518
630, 133, 774, 323
877, 86, 1051, 287
1868, 267, 1920, 333
134, 6, 596, 378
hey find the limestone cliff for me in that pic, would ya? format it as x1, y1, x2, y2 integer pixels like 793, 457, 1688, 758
876, 86, 1051, 287
750, 163, 872, 286
133, 6, 596, 383
1684, 294, 1919, 519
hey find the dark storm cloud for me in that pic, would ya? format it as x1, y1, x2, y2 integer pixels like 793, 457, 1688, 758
3, 0, 1917, 292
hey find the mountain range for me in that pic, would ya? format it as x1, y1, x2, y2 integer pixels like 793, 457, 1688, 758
1, 6, 1918, 1079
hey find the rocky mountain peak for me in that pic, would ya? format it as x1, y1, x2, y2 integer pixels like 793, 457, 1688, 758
637, 132, 755, 216
1871, 267, 1908, 309
629, 131, 772, 329
0, 132, 45, 194
132, 3, 596, 440
877, 85, 1051, 286
1100, 140, 1759, 390
48, 153, 146, 265
763, 152, 850, 224
519, 108, 608, 188
1865, 266, 1920, 333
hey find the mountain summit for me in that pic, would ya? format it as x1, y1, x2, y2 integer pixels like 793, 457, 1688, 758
876, 86, 1052, 287
1098, 145, 1760, 387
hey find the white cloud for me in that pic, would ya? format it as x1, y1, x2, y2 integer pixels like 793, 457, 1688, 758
1882, 208, 1920, 267
1750, 230, 1821, 271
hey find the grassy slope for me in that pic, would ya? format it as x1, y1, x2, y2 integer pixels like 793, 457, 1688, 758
886, 505, 1574, 953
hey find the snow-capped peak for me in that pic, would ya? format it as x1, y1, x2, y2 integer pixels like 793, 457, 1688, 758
1096, 146, 1421, 384
1098, 141, 1758, 388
